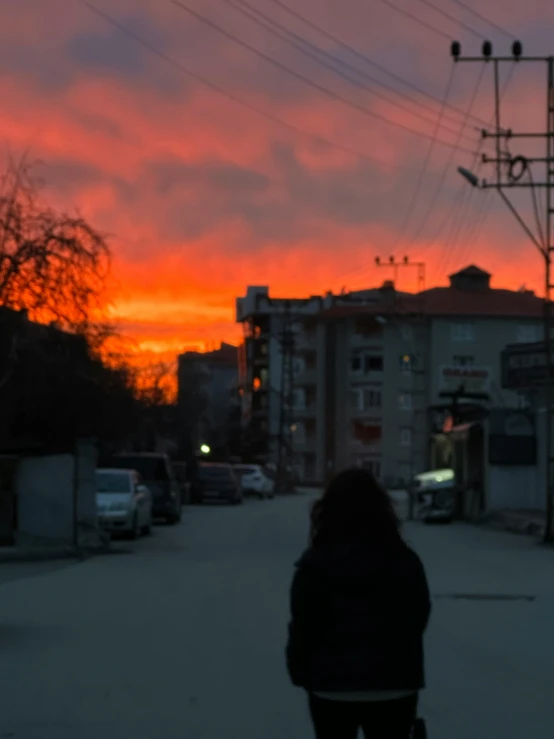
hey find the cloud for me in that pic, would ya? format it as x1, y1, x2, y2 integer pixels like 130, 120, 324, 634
0, 0, 550, 355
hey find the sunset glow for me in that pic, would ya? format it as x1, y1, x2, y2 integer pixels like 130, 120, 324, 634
4, 0, 553, 360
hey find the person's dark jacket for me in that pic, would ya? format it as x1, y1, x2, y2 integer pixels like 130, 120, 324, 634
285, 535, 431, 692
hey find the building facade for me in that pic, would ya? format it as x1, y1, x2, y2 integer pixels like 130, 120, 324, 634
317, 266, 543, 487
177, 343, 239, 456
236, 286, 323, 476
237, 266, 544, 486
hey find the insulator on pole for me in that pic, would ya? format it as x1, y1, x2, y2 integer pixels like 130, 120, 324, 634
482, 40, 493, 58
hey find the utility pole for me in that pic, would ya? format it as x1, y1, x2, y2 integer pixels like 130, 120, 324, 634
453, 39, 554, 542
374, 255, 426, 292
375, 255, 427, 519
275, 301, 295, 493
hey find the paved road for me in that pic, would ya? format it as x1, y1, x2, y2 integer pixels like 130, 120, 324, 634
1, 493, 554, 738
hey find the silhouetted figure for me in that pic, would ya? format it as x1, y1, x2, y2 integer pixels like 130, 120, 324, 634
286, 468, 431, 739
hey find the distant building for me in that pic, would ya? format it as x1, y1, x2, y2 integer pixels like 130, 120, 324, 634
177, 342, 239, 455
318, 265, 543, 488
236, 266, 544, 487
235, 286, 324, 472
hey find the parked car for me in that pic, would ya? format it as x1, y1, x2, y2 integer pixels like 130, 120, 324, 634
104, 453, 182, 524
95, 468, 153, 539
234, 464, 275, 499
197, 463, 243, 505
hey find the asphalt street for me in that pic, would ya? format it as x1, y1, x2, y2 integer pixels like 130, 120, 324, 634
1, 492, 554, 739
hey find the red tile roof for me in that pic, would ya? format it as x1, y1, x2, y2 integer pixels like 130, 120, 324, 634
320, 287, 543, 319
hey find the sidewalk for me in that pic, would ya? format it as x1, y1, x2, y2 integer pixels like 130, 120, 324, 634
482, 508, 546, 538
0, 530, 113, 563
0, 544, 79, 563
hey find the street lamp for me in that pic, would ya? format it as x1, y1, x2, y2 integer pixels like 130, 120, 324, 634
200, 444, 211, 455
458, 166, 480, 188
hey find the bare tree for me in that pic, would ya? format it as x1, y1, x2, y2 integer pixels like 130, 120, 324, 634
135, 361, 177, 407
0, 158, 110, 335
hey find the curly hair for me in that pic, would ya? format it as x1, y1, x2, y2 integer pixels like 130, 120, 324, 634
310, 468, 401, 548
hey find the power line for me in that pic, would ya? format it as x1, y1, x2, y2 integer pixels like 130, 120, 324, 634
82, 2, 433, 173
265, 0, 490, 128
388, 65, 458, 254
406, 64, 486, 250
434, 62, 519, 276
414, 0, 486, 39
376, 0, 456, 41
171, 0, 476, 155
448, 0, 516, 39
229, 0, 478, 138
223, 0, 475, 143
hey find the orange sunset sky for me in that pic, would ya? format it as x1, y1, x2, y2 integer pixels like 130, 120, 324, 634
3, 0, 554, 362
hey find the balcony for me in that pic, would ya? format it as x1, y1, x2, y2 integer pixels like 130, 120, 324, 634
294, 402, 317, 418
293, 436, 317, 454
294, 367, 317, 386
295, 331, 317, 352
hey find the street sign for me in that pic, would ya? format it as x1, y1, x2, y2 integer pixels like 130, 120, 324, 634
440, 365, 491, 394
501, 341, 553, 389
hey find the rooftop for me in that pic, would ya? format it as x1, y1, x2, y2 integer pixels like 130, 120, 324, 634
320, 265, 543, 319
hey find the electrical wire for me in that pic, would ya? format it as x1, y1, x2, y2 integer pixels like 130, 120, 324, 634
528, 167, 546, 249
439, 62, 519, 274
376, 0, 458, 41
387, 64, 459, 254
448, 0, 516, 39
414, 0, 486, 39
81, 1, 436, 173
406, 64, 486, 250
171, 0, 476, 155
265, 0, 490, 128
224, 0, 475, 143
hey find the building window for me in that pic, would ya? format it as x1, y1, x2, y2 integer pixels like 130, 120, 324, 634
400, 428, 412, 446
290, 388, 305, 409
363, 388, 382, 409
451, 322, 474, 342
349, 389, 363, 411
401, 325, 413, 340
399, 354, 413, 373
453, 355, 475, 367
398, 393, 412, 410
351, 353, 383, 374
517, 324, 541, 343
259, 368, 269, 388
364, 354, 383, 372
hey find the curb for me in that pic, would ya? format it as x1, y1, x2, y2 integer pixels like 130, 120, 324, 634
484, 514, 545, 538
0, 542, 114, 564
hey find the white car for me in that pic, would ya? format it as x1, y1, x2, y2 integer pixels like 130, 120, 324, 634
234, 464, 275, 499
96, 468, 153, 539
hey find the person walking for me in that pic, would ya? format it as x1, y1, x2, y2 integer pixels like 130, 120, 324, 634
286, 469, 431, 739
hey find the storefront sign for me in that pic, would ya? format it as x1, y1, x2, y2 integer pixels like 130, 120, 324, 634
440, 365, 491, 395
501, 341, 553, 389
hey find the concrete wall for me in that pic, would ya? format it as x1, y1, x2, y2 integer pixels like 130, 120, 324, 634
15, 442, 98, 546
16, 453, 74, 544
75, 440, 99, 541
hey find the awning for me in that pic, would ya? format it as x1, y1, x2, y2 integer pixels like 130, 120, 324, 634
432, 421, 480, 443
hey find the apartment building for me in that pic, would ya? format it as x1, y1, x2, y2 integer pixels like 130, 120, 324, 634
236, 266, 543, 485
317, 265, 543, 487
236, 287, 323, 473
235, 285, 394, 477
177, 342, 238, 455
